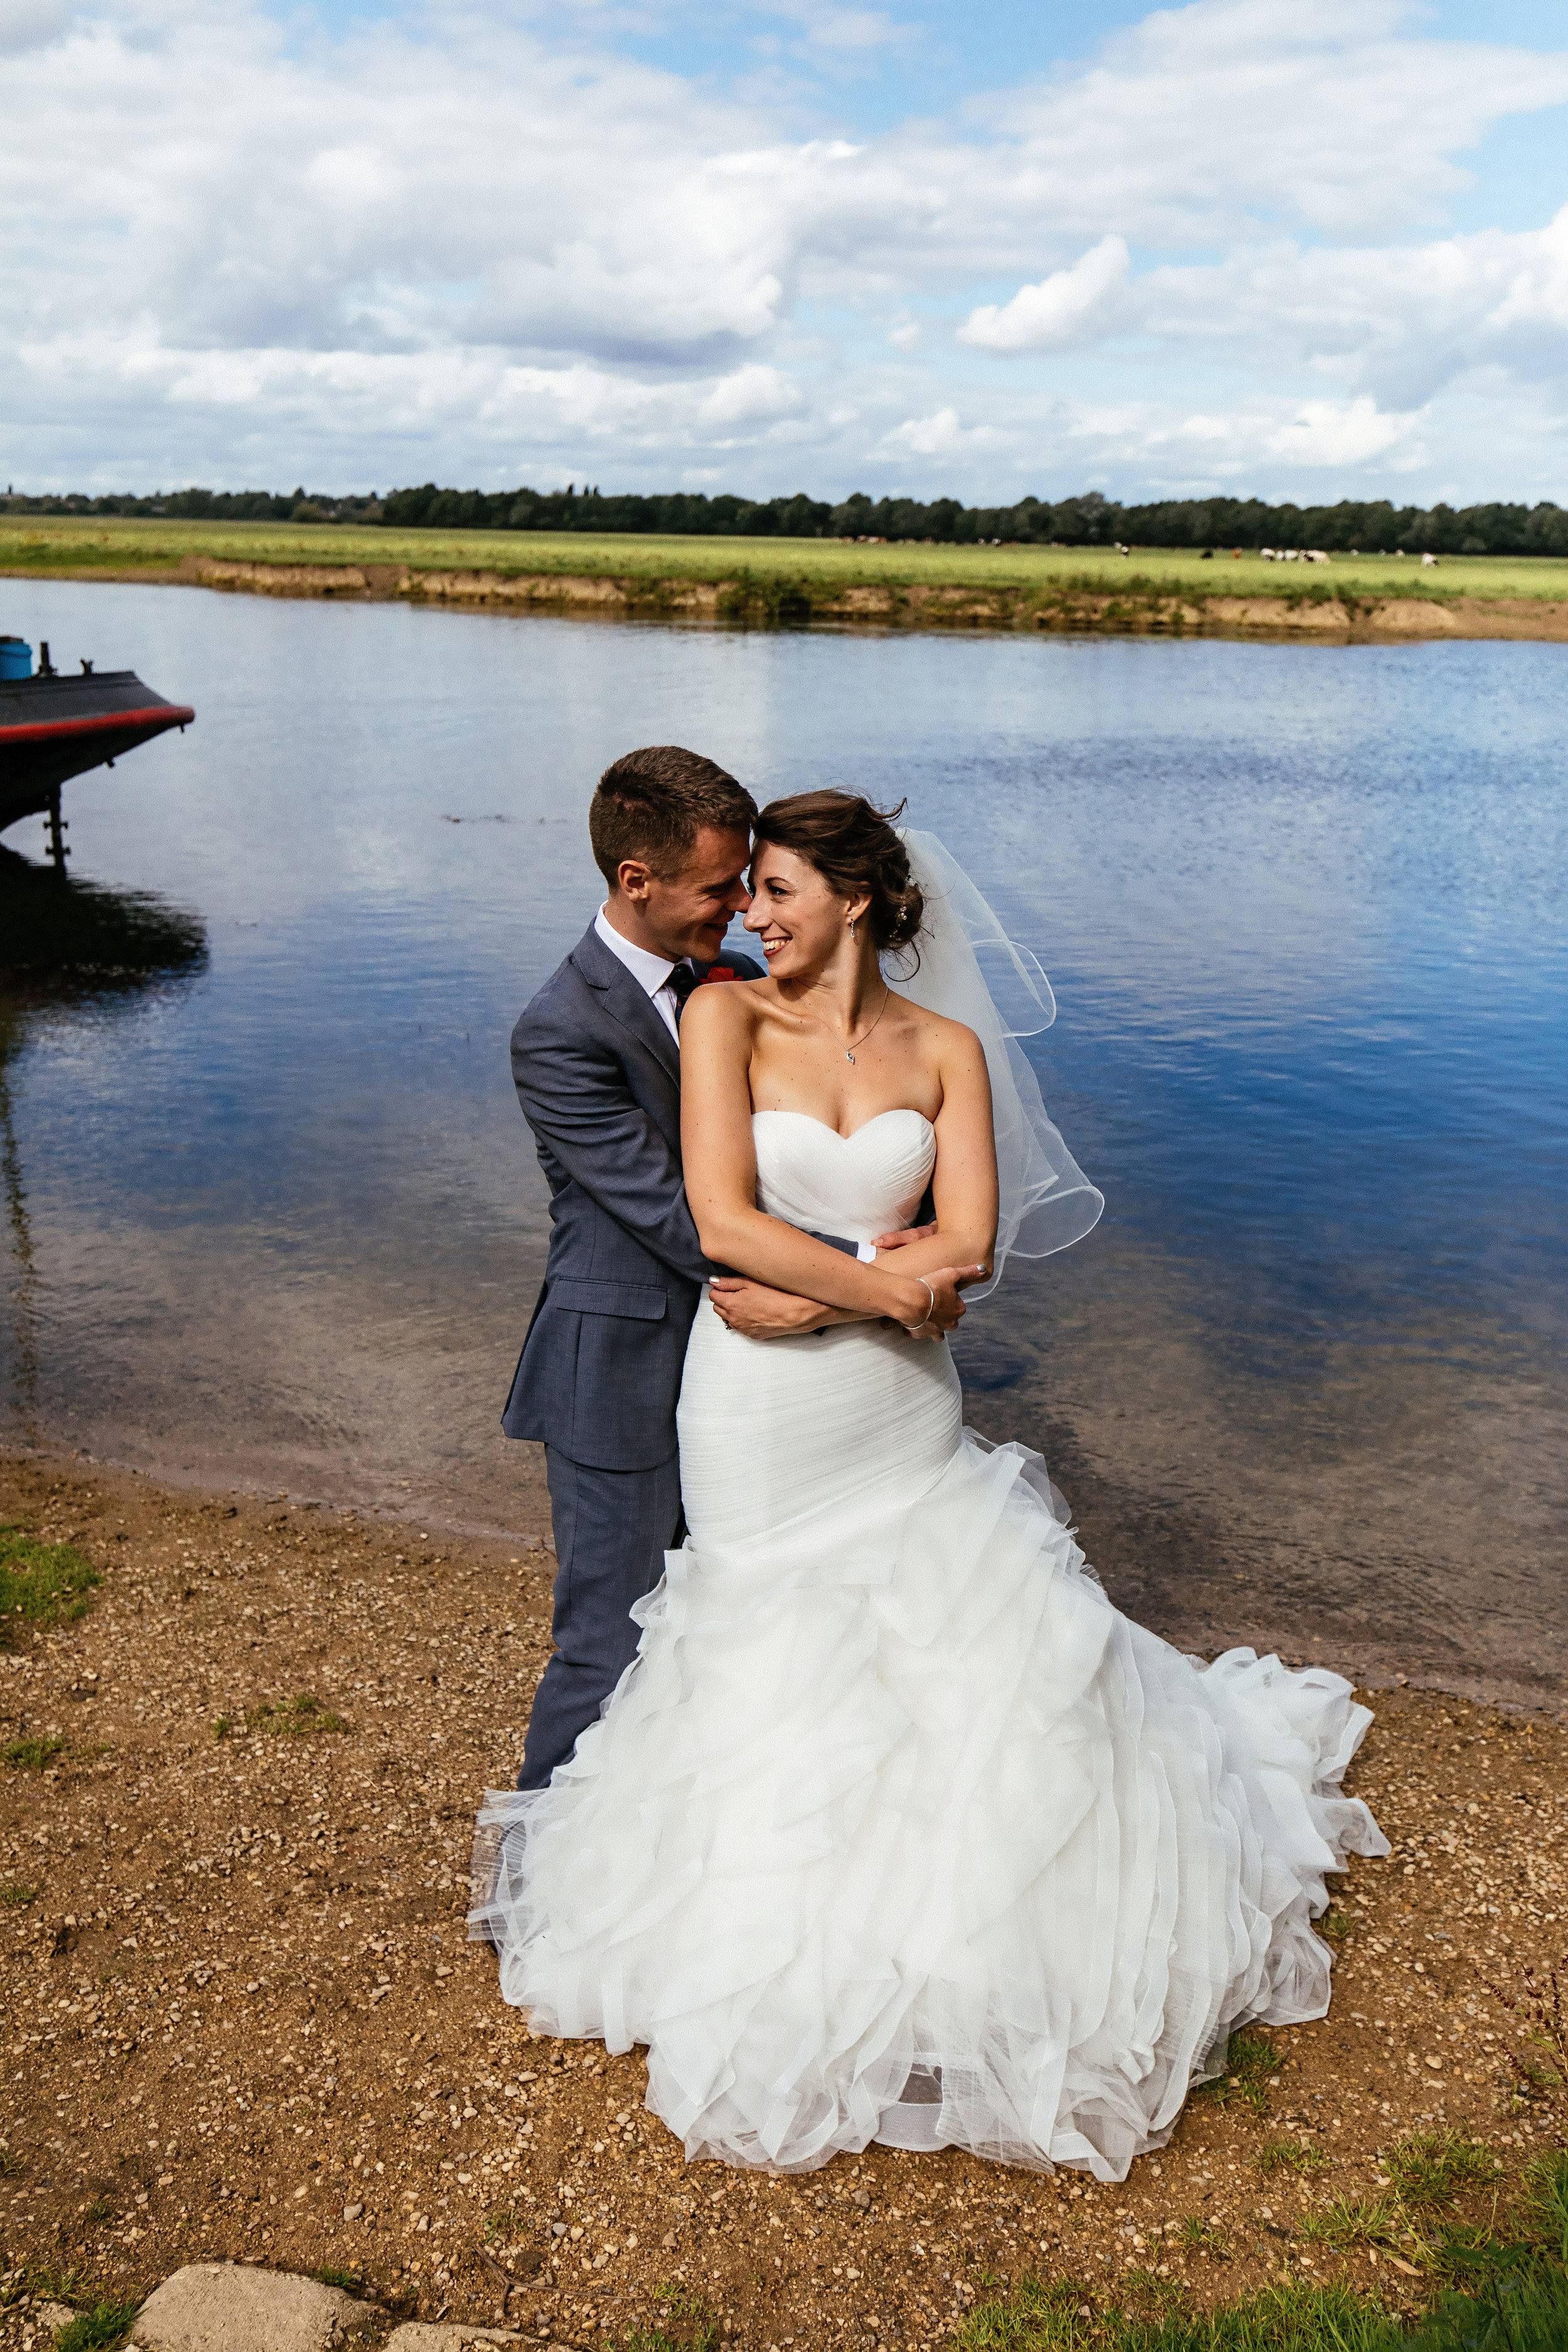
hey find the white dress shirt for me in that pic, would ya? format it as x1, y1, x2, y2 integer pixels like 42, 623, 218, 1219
591, 903, 877, 1259
595, 904, 686, 1043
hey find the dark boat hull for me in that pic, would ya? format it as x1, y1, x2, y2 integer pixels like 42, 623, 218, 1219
0, 671, 196, 838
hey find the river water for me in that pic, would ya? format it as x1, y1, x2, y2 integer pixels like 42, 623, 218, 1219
1, 580, 1564, 1707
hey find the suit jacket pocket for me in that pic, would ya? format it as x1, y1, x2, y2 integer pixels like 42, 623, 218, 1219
549, 1278, 667, 1322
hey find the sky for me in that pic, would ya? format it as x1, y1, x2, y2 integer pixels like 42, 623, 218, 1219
4, 0, 1568, 505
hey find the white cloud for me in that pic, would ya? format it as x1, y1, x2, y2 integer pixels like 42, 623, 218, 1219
770, 0, 913, 55
877, 405, 1003, 458
1264, 396, 1414, 469
1, 0, 1567, 498
1130, 206, 1568, 408
0, 0, 68, 47
963, 0, 1568, 246
697, 363, 805, 429
958, 237, 1130, 354
0, 4, 826, 369
14, 332, 816, 458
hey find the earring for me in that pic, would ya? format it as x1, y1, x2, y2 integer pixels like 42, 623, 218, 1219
849, 918, 858, 940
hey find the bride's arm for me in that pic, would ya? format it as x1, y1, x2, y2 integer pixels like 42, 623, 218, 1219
681, 989, 979, 1328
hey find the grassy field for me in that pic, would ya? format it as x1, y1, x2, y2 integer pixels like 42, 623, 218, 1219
5, 516, 1568, 637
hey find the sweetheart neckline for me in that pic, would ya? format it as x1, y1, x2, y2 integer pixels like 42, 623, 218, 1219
752, 1107, 935, 1145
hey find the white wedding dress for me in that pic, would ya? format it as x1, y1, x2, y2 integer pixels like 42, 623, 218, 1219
473, 1108, 1388, 2181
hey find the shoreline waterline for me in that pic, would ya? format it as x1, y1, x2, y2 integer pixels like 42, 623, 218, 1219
4, 1433, 1557, 1724
0, 1433, 556, 1557
6, 518, 1568, 642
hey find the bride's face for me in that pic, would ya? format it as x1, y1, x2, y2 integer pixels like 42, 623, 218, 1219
744, 842, 866, 978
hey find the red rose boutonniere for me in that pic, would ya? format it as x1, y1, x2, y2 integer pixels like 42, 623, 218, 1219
702, 966, 740, 983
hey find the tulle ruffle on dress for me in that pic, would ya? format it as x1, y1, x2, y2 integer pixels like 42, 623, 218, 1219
472, 1324, 1386, 2180
474, 1110, 1387, 2176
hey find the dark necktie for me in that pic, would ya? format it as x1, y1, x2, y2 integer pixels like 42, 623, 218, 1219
665, 961, 699, 1027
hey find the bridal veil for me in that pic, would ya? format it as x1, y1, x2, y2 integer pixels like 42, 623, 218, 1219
893, 829, 1103, 1296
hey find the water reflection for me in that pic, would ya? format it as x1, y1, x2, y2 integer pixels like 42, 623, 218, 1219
0, 1043, 37, 1419
0, 579, 1562, 1708
0, 846, 207, 1426
1, 848, 207, 988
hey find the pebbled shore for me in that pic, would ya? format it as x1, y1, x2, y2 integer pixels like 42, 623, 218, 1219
2, 1444, 1565, 2349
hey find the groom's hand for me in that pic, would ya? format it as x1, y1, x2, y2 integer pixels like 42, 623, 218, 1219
871, 1226, 989, 1290
709, 1278, 832, 1341
871, 1220, 937, 1252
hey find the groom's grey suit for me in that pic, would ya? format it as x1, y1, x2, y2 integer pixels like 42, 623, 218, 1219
504, 922, 773, 1789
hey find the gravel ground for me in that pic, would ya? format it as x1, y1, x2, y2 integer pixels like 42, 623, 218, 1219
2, 1447, 1564, 2349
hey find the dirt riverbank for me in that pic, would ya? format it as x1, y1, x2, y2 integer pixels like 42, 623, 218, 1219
168, 558, 1568, 642
3, 1445, 1565, 2349
5, 519, 1568, 642
55, 554, 1568, 643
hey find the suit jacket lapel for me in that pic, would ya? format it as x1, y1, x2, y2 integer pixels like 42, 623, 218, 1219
571, 925, 682, 1088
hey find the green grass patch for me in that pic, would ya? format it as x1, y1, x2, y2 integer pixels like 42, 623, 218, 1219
1173, 2217, 1234, 2255
956, 2277, 1099, 2348
0, 1881, 37, 1905
1122, 2267, 1185, 2315
956, 2272, 1401, 2349
5, 515, 1568, 617
310, 2266, 365, 2294
625, 2286, 718, 2352
1259, 2141, 1330, 2179
1509, 2047, 1565, 2105
0, 1523, 99, 1642
1399, 2259, 1568, 2349
1201, 2030, 1279, 2116
0, 2144, 26, 2177
54, 2305, 139, 2352
484, 2206, 525, 2243
1515, 2148, 1568, 2264
954, 2270, 1568, 2350
245, 1692, 346, 1736
1300, 2192, 1409, 2255
3, 1734, 65, 1770
211, 1716, 231, 1740
1383, 2133, 1498, 2214
1, 2264, 90, 2309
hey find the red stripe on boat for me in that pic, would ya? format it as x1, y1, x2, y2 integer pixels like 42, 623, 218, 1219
0, 704, 195, 746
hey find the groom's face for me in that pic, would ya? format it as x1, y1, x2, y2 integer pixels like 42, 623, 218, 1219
620, 824, 754, 965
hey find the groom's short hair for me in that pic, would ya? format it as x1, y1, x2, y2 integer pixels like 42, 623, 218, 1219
591, 746, 756, 887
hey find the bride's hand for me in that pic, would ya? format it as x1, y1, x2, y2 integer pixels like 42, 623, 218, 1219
896, 1266, 987, 1338
709, 1278, 829, 1340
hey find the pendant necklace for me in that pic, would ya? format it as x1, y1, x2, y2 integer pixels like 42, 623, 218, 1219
844, 986, 891, 1064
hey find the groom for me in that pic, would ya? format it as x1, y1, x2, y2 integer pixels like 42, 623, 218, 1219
503, 744, 959, 1791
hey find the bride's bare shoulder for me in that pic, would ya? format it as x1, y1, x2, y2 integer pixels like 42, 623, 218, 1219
681, 976, 769, 1046
896, 995, 985, 1061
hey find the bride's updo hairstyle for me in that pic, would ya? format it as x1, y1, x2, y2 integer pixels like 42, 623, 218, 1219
752, 790, 925, 969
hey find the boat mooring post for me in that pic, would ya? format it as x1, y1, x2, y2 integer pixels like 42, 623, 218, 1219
45, 787, 70, 873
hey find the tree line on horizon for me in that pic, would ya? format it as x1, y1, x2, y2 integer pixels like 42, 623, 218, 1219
6, 482, 1568, 553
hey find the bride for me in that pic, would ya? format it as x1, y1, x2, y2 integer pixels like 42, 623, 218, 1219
472, 790, 1387, 2182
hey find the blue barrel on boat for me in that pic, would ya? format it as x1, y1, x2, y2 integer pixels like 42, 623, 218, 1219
0, 637, 33, 680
